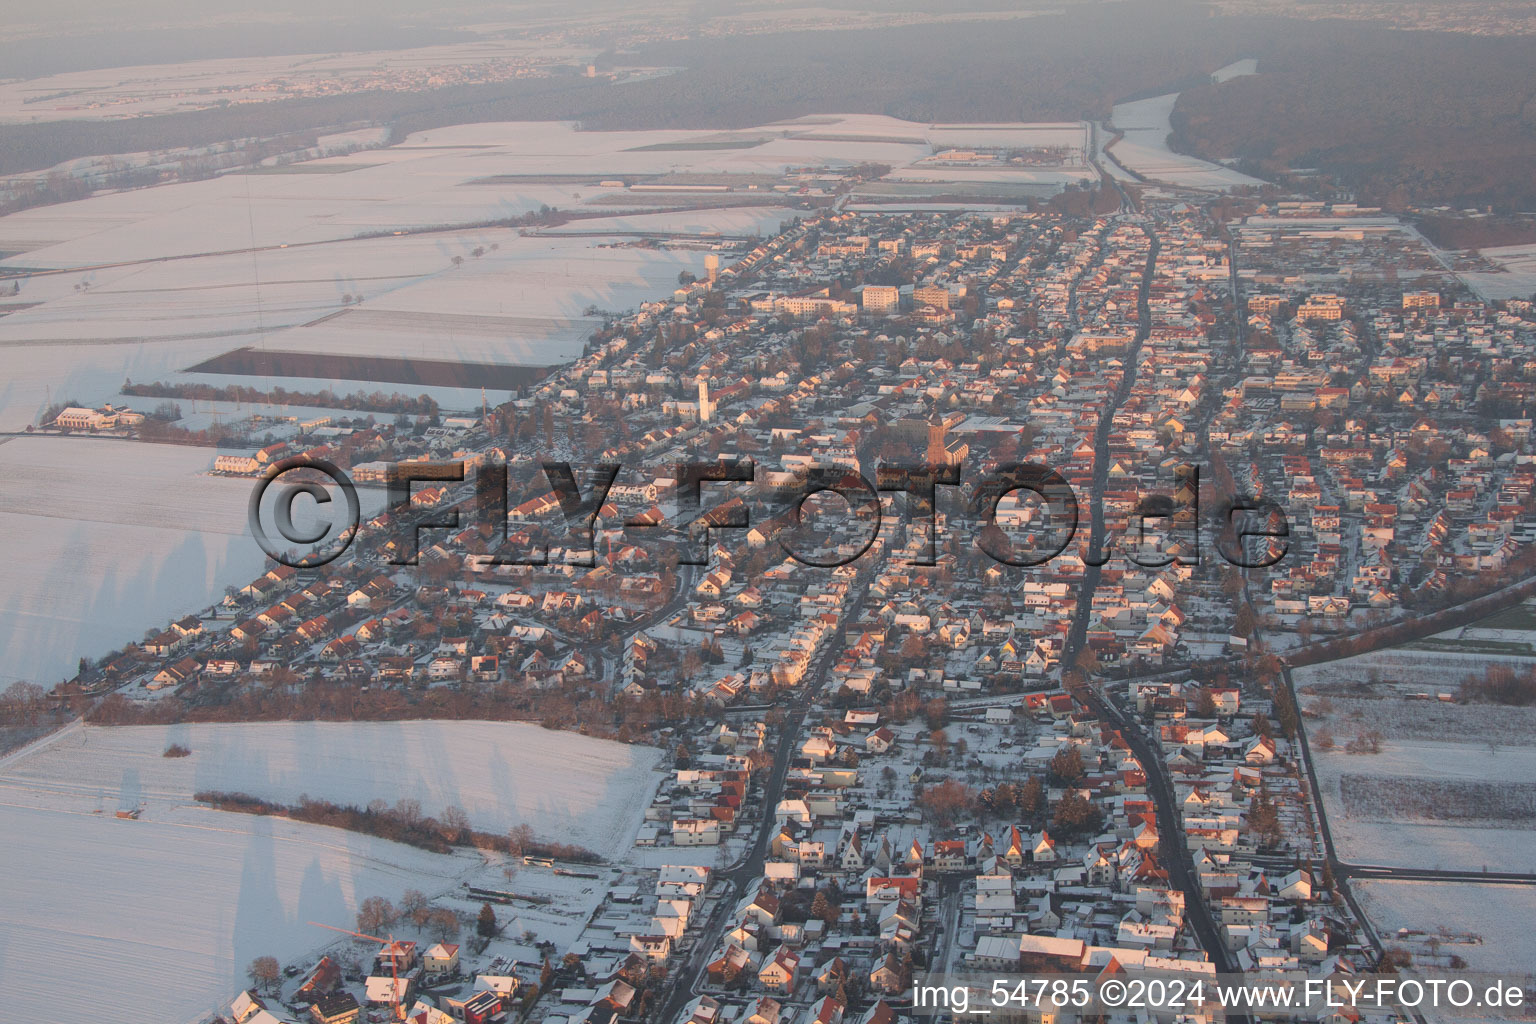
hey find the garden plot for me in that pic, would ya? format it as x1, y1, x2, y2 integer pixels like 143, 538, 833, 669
1352, 880, 1536, 974
436, 861, 614, 954
1305, 696, 1536, 870
1297, 647, 1536, 871
1302, 695, 1536, 749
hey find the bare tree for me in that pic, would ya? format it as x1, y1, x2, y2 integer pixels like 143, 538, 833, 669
248, 955, 281, 995
400, 889, 429, 926
1346, 730, 1384, 755
427, 908, 461, 942
357, 895, 397, 934
441, 804, 470, 841
916, 778, 977, 826
508, 823, 536, 857
0, 681, 46, 725
929, 728, 950, 761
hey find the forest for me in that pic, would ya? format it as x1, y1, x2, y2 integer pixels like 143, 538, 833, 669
1416, 214, 1536, 250
1170, 29, 1536, 211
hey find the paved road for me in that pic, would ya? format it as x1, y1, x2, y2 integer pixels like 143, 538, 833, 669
1056, 227, 1246, 999
656, 583, 869, 1023
1082, 686, 1238, 974
931, 876, 966, 976
1087, 121, 1139, 213
1337, 864, 1536, 884
1064, 228, 1159, 661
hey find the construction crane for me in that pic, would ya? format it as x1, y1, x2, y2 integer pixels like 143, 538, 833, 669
309, 920, 410, 1022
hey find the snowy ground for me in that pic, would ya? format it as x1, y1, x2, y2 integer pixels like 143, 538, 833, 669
0, 117, 1057, 270
1303, 695, 1536, 749
0, 114, 1065, 433
0, 436, 263, 687
0, 434, 385, 688
0, 720, 665, 859
1298, 648, 1536, 690
1310, 725, 1536, 871
1297, 643, 1536, 871
1459, 244, 1536, 301
533, 206, 801, 238
1210, 58, 1259, 84
0, 719, 664, 1021
0, 799, 475, 1024
251, 236, 708, 367
1108, 92, 1265, 190
1353, 880, 1536, 974
0, 229, 709, 421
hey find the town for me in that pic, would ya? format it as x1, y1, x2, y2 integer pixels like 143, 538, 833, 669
21, 182, 1536, 1024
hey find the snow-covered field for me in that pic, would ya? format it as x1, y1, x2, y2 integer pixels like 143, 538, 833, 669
0, 114, 1012, 432
1461, 244, 1536, 301
0, 719, 662, 1021
886, 165, 1093, 185
1298, 649, 1536, 871
1296, 649, 1536, 694
1108, 92, 1265, 190
0, 116, 1081, 270
1210, 58, 1259, 84
0, 437, 260, 687
1303, 694, 1536, 748
0, 800, 471, 1024
252, 236, 708, 367
0, 435, 386, 687
0, 720, 665, 859
534, 206, 800, 237
0, 232, 519, 431
1312, 734, 1536, 872
1353, 880, 1536, 974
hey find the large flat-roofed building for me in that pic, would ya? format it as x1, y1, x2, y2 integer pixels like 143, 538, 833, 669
862, 285, 900, 315
775, 294, 857, 318
912, 284, 950, 310
1296, 293, 1345, 320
